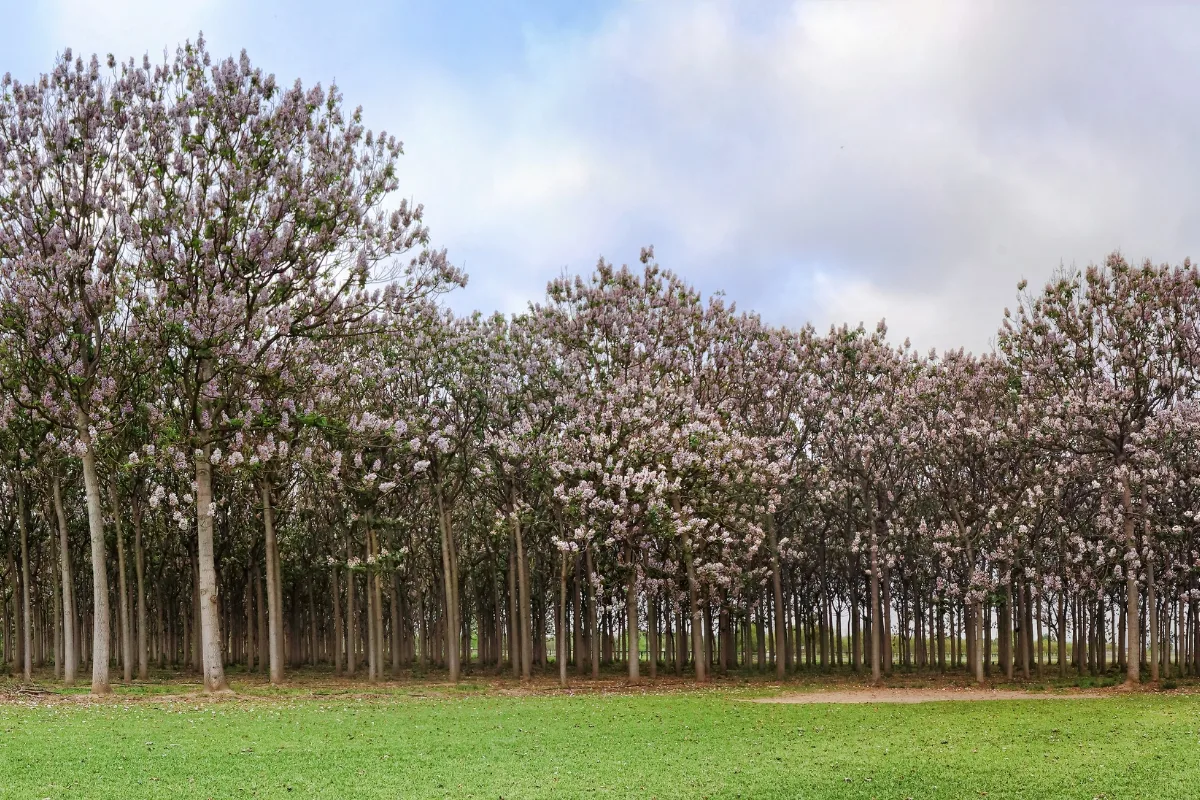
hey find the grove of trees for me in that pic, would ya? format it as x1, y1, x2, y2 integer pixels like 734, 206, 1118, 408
3, 40, 1200, 694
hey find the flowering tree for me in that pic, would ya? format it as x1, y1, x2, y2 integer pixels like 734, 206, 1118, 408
9, 39, 1200, 697
126, 38, 460, 692
0, 50, 152, 693
1001, 255, 1200, 684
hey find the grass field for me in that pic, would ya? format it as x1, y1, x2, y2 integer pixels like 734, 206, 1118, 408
2, 673, 1198, 798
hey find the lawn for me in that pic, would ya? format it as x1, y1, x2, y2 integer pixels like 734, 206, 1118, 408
1, 679, 1198, 798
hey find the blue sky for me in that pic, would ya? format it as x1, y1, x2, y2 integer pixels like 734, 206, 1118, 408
4, 1, 1200, 353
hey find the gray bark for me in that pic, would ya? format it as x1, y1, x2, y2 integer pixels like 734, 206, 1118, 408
108, 480, 133, 683
77, 413, 112, 694
194, 448, 228, 692
51, 476, 77, 685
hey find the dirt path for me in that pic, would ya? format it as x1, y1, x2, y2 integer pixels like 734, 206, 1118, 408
751, 688, 1110, 704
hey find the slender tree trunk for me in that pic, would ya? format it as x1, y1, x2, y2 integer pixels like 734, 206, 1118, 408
1035, 593, 1044, 676
626, 542, 639, 683
155, 583, 164, 669
882, 569, 893, 673
6, 548, 19, 675
648, 593, 659, 679
1148, 560, 1159, 683
679, 519, 705, 682
332, 563, 344, 675
390, 571, 402, 676
345, 533, 357, 677
1000, 581, 1012, 680
492, 569, 504, 672
434, 478, 460, 682
51, 477, 77, 685
244, 570, 255, 672
194, 447, 227, 692
1057, 591, 1067, 677
132, 499, 148, 680
512, 494, 532, 680
307, 580, 318, 667
1121, 477, 1140, 685
558, 550, 568, 687
869, 535, 882, 684
364, 530, 377, 681
973, 600, 985, 683
586, 544, 600, 679
573, 553, 585, 675
49, 519, 62, 679
108, 480, 134, 683
368, 526, 384, 682
77, 414, 112, 693
936, 595, 946, 673
767, 513, 786, 680
17, 483, 31, 682
262, 479, 284, 684
255, 566, 268, 672
1022, 581, 1033, 679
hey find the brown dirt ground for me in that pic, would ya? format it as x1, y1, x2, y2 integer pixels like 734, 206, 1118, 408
750, 687, 1112, 704
0, 669, 1184, 706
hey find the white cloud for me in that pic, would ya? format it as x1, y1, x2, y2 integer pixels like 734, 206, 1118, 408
807, 270, 991, 356
391, 0, 1200, 352
30, 1, 1200, 354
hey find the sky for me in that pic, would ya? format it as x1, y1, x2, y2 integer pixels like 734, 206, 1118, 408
3, 0, 1199, 354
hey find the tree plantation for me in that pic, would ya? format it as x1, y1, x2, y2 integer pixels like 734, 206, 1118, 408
5, 40, 1200, 705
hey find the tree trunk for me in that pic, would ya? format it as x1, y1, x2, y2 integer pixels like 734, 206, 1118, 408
255, 566, 268, 672
766, 513, 786, 680
77, 413, 112, 693
492, 568, 504, 672
434, 478, 460, 682
368, 526, 384, 682
1121, 477, 1140, 685
1057, 591, 1066, 677
626, 542, 639, 683
49, 516, 62, 680
585, 544, 600, 679
973, 600, 985, 683
676, 497, 706, 683
936, 595, 945, 672
155, 583, 164, 669
346, 533, 358, 676
365, 531, 377, 681
332, 563, 344, 675
262, 479, 284, 684
132, 498, 148, 680
7, 548, 19, 675
1022, 581, 1033, 679
512, 494, 532, 680
869, 535, 882, 684
1000, 582, 1012, 680
573, 553, 585, 675
390, 571, 402, 676
17, 483, 31, 682
244, 570, 255, 672
558, 550, 568, 687
194, 448, 228, 692
647, 593, 658, 679
108, 480, 134, 683
1148, 560, 1159, 682
307, 579, 318, 667
51, 477, 77, 685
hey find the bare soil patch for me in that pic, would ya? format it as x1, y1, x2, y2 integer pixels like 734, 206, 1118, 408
752, 687, 1108, 704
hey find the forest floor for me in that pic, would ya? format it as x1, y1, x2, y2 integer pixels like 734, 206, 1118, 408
2, 667, 1198, 798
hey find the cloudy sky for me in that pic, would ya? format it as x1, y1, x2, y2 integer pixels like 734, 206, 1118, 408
2, 1, 1197, 353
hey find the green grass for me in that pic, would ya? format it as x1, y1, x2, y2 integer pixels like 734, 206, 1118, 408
2, 687, 1199, 798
